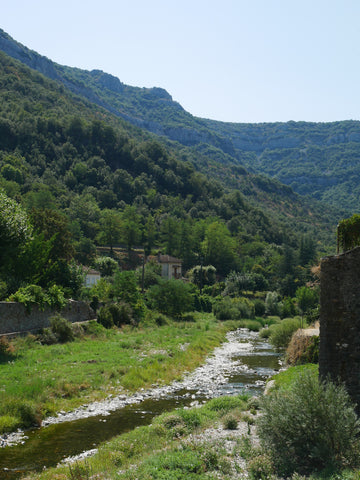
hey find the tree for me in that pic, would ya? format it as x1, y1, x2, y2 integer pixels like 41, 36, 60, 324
265, 291, 280, 316
0, 190, 32, 263
160, 216, 180, 255
295, 286, 319, 325
94, 256, 118, 277
112, 270, 140, 306
201, 221, 237, 276
188, 265, 216, 289
30, 208, 74, 261
337, 214, 360, 253
147, 279, 194, 318
299, 235, 317, 266
143, 215, 156, 256
120, 206, 142, 252
0, 190, 32, 274
96, 209, 122, 254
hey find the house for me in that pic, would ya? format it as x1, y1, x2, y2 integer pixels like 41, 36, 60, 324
83, 268, 101, 287
149, 254, 182, 280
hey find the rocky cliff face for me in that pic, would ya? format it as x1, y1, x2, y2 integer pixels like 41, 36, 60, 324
0, 29, 61, 81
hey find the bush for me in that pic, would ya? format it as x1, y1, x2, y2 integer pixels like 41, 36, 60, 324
7, 400, 41, 429
223, 413, 238, 430
38, 315, 75, 344
267, 317, 303, 350
49, 314, 75, 343
265, 291, 280, 316
154, 313, 168, 326
213, 296, 255, 321
254, 299, 265, 316
9, 284, 47, 311
108, 302, 134, 326
257, 371, 360, 475
193, 293, 213, 312
45, 284, 67, 310
97, 306, 114, 329
8, 284, 67, 312
147, 279, 194, 318
247, 454, 274, 480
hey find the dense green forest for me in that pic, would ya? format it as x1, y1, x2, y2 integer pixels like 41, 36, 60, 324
1, 28, 360, 214
0, 35, 339, 324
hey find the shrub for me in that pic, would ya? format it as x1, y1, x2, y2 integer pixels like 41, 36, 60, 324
257, 371, 360, 475
49, 314, 75, 343
38, 327, 58, 345
0, 336, 14, 357
193, 293, 213, 312
242, 319, 262, 331
268, 317, 303, 350
7, 400, 41, 429
265, 291, 280, 316
45, 284, 67, 310
0, 415, 19, 433
254, 299, 265, 316
154, 313, 168, 326
181, 312, 195, 322
247, 454, 274, 480
8, 284, 67, 312
94, 256, 118, 276
9, 284, 47, 311
97, 306, 114, 329
213, 296, 255, 321
108, 302, 133, 326
147, 279, 194, 318
223, 413, 238, 430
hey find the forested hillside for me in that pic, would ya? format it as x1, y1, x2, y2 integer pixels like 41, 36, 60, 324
1, 28, 359, 214
0, 43, 338, 303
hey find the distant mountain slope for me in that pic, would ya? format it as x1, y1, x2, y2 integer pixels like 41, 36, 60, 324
1, 28, 360, 214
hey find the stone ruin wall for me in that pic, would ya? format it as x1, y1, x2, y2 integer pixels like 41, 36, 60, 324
319, 246, 360, 412
0, 300, 95, 336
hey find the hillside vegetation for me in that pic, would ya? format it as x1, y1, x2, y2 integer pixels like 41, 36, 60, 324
0, 28, 358, 215
0, 45, 339, 301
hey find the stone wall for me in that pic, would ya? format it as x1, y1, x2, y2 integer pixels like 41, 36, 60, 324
0, 300, 95, 335
319, 246, 360, 412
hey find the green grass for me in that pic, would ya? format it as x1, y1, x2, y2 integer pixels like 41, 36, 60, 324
269, 363, 319, 391
0, 314, 237, 433
22, 394, 249, 480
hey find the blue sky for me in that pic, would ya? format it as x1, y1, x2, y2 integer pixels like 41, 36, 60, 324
2, 0, 360, 123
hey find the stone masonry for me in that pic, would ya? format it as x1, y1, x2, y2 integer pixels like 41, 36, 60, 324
319, 246, 360, 413
0, 300, 95, 336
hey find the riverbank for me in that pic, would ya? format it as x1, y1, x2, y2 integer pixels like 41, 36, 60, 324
0, 314, 237, 437
22, 394, 259, 480
0, 327, 273, 449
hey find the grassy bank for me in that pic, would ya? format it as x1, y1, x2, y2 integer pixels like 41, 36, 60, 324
22, 365, 360, 480
23, 394, 253, 480
0, 313, 238, 433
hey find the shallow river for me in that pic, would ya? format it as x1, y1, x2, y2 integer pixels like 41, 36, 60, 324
0, 328, 280, 479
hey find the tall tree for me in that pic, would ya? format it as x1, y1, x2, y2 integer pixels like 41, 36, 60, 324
201, 221, 237, 276
121, 206, 142, 252
96, 209, 122, 255
0, 190, 32, 265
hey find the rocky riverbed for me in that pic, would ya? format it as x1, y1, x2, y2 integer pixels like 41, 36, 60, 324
0, 329, 280, 451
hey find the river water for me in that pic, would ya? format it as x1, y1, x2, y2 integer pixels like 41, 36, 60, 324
0, 328, 280, 479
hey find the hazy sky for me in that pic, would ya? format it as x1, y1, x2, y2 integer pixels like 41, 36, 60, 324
2, 0, 360, 123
